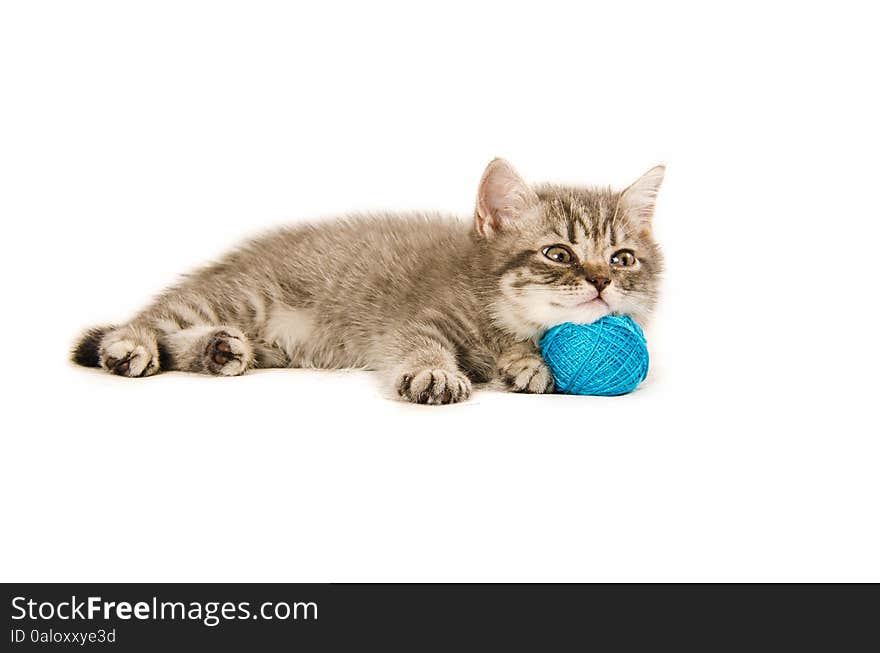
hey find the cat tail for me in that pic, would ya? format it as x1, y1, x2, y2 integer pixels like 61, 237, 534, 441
71, 325, 114, 367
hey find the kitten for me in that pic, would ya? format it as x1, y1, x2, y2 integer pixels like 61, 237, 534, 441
72, 159, 664, 404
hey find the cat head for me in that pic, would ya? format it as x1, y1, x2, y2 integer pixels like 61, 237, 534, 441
475, 158, 665, 340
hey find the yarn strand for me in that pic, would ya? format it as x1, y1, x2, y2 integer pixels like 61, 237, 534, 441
539, 316, 649, 396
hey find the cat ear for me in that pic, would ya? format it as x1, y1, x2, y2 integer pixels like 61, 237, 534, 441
475, 158, 538, 238
620, 164, 666, 233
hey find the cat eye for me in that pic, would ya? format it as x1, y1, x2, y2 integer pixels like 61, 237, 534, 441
542, 245, 574, 264
610, 249, 637, 267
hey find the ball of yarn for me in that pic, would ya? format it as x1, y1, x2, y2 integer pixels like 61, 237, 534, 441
540, 315, 649, 396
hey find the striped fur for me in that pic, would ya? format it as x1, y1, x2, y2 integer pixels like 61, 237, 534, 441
72, 159, 664, 404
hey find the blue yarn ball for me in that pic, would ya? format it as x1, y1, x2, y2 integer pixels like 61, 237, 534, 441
540, 316, 649, 396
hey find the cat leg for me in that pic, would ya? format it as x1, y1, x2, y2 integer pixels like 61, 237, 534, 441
497, 341, 555, 394
387, 332, 472, 405
97, 323, 161, 377
160, 325, 254, 376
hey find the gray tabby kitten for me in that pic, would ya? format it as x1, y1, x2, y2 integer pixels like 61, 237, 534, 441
73, 159, 665, 404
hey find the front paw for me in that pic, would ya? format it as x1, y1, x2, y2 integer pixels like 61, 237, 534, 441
396, 368, 472, 405
500, 354, 555, 394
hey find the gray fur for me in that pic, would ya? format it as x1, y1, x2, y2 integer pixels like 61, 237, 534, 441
72, 159, 665, 404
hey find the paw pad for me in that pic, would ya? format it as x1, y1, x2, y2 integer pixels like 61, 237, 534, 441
100, 339, 158, 378
204, 331, 249, 376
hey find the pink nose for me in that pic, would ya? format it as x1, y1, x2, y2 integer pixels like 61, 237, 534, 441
588, 275, 611, 292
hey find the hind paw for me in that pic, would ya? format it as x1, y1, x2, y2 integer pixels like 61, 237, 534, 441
203, 330, 251, 376
100, 337, 159, 378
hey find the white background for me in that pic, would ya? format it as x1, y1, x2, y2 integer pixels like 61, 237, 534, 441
1, 1, 878, 581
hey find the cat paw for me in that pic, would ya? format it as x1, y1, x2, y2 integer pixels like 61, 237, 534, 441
500, 354, 555, 394
100, 334, 159, 378
203, 329, 252, 376
396, 368, 472, 405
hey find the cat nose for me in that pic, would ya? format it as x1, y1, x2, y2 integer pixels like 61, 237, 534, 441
588, 275, 611, 292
